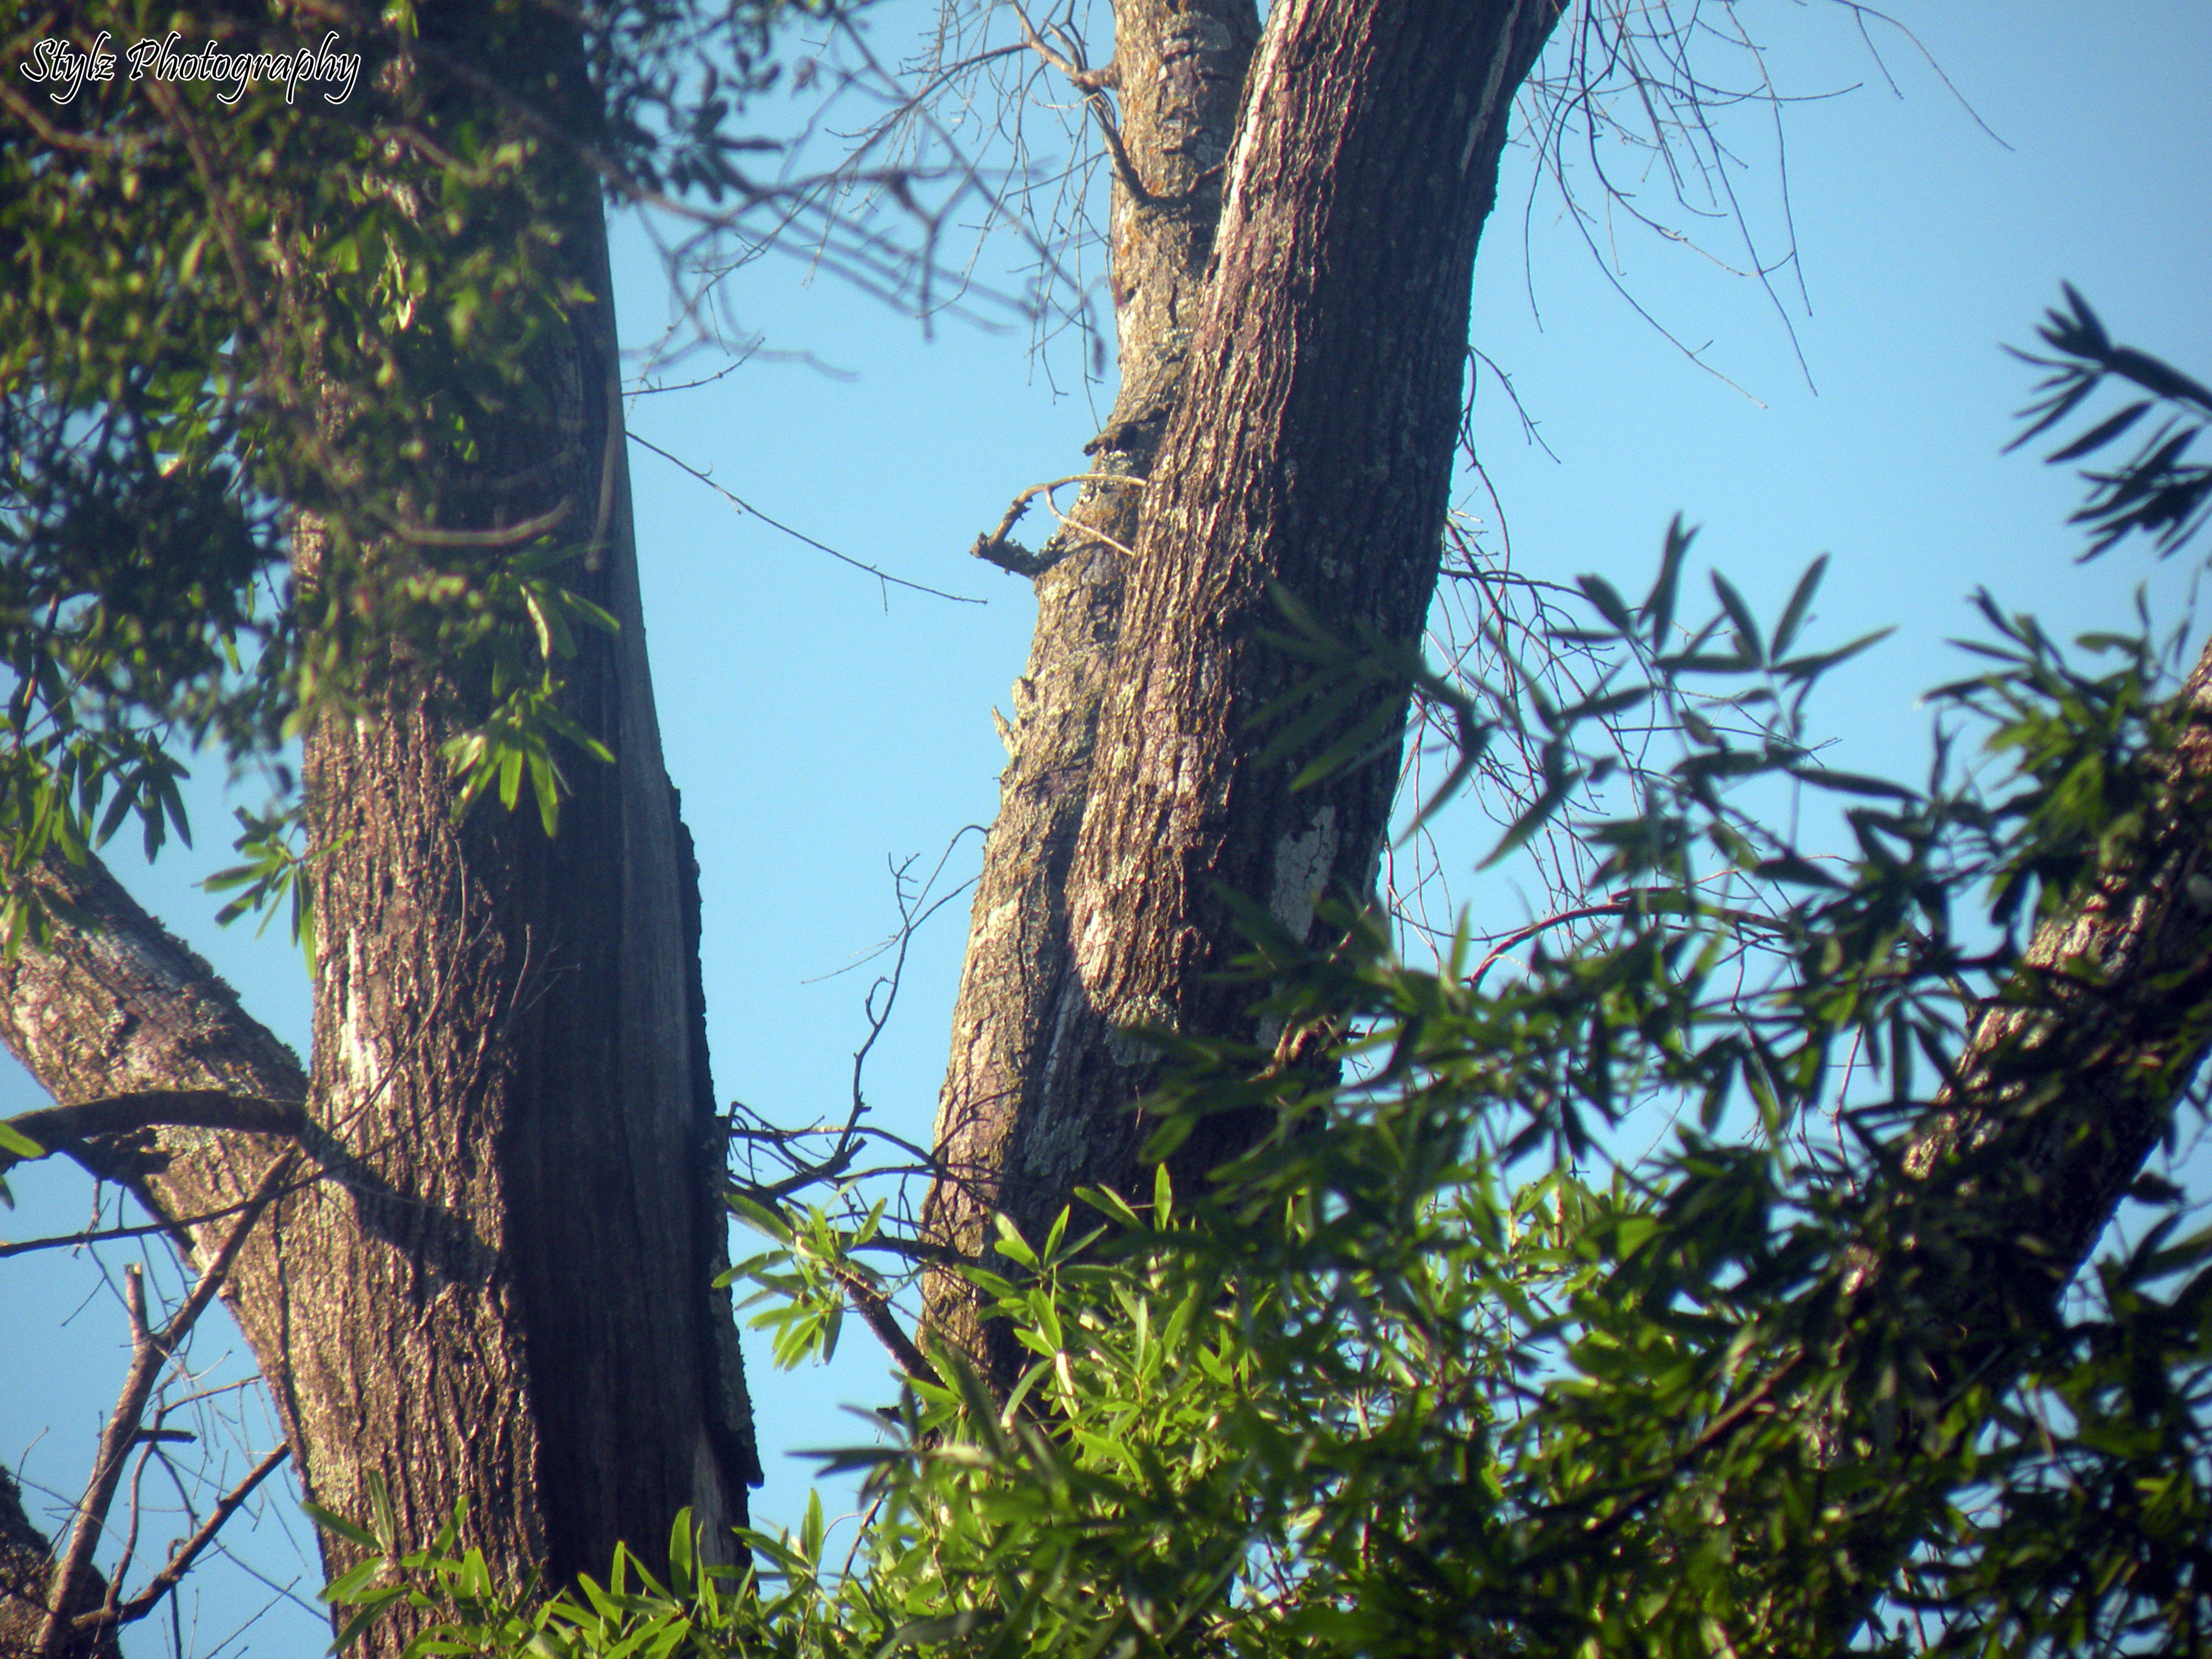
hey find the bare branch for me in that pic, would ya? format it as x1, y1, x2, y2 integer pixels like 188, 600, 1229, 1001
73, 1446, 292, 1638
35, 1154, 296, 1659
1, 1092, 307, 1174
971, 472, 1146, 575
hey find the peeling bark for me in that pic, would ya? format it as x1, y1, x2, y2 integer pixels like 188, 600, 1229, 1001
928, 0, 1562, 1371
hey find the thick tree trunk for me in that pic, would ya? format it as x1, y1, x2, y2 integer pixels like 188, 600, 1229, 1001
295, 128, 758, 1613
927, 0, 1562, 1370
0, 20, 756, 1655
926, 0, 1261, 1371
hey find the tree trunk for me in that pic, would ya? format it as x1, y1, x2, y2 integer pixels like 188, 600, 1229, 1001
1900, 635, 2212, 1296
925, 0, 1262, 1372
927, 0, 1562, 1372
2, 1467, 121, 1659
0, 18, 756, 1653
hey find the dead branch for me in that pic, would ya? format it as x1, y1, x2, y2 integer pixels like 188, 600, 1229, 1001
971, 472, 1145, 575
33, 1154, 296, 1659
72, 1446, 292, 1641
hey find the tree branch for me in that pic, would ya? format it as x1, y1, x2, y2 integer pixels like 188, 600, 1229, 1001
74, 1445, 292, 1638
1, 1091, 307, 1175
827, 1257, 939, 1388
35, 1153, 296, 1659
1895, 634, 2212, 1318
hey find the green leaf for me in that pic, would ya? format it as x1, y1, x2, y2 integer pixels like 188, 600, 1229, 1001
1771, 554, 1828, 661
1711, 571, 1765, 666
1074, 1184, 1148, 1232
321, 1558, 389, 1604
1643, 516, 1695, 651
1577, 573, 1635, 633
1479, 769, 1580, 868
303, 1502, 382, 1552
531, 751, 560, 837
2047, 399, 2153, 463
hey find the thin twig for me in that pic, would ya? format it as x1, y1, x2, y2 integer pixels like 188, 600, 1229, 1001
628, 432, 984, 605
972, 472, 1146, 574
75, 1446, 293, 1637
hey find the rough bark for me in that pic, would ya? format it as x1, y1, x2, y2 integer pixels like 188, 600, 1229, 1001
1781, 637, 2212, 1643
1855, 633, 2212, 1353
927, 0, 1563, 1370
0, 851, 314, 1655
0, 16, 756, 1653
927, 0, 1262, 1361
1913, 649, 2212, 1266
285, 54, 756, 1627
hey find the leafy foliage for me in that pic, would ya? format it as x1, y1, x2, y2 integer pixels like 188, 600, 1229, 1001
2009, 285, 2212, 561
0, 0, 799, 939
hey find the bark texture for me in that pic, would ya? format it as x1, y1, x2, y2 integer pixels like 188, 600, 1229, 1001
287, 78, 757, 1626
1795, 635, 2212, 1643
0, 18, 756, 1653
928, 0, 1563, 1369
1, 1467, 120, 1659
927, 0, 1261, 1359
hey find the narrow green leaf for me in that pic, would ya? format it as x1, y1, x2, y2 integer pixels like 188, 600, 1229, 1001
1771, 554, 1828, 660
1643, 516, 1695, 651
321, 1559, 387, 1604
303, 1502, 381, 1552
2047, 398, 2153, 463
1576, 573, 1635, 633
1711, 571, 1765, 666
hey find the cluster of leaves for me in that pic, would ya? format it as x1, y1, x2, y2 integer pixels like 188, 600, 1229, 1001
326, 485, 2212, 1654
0, 0, 805, 943
2009, 286, 2212, 561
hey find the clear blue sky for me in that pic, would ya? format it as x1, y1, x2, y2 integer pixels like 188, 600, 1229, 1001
5, 5, 2209, 1652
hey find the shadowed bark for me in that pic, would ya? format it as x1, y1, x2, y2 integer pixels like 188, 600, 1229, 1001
1780, 634, 2212, 1642
1901, 635, 2212, 1296
926, 0, 1264, 1369
1, 1467, 121, 1659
